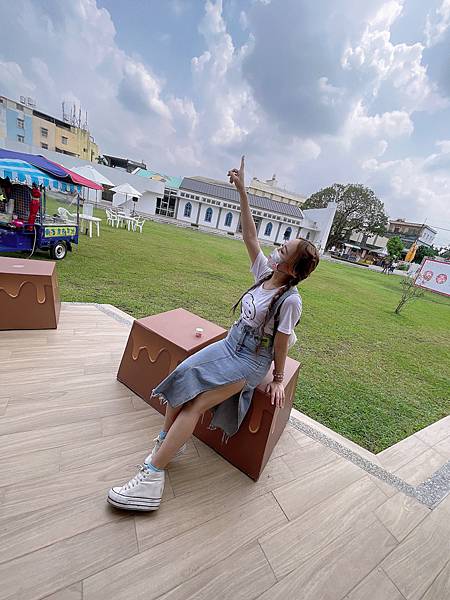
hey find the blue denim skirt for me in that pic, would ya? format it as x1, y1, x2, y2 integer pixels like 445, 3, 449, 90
150, 318, 274, 443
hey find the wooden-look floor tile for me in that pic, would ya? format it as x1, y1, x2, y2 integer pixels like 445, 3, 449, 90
41, 582, 82, 600
285, 425, 318, 448
165, 452, 237, 497
346, 567, 405, 600
0, 520, 137, 600
59, 428, 155, 471
136, 456, 295, 551
260, 476, 386, 580
378, 435, 430, 472
375, 492, 430, 542
281, 439, 338, 478
0, 397, 135, 436
420, 560, 450, 600
0, 446, 60, 487
0, 352, 119, 375
83, 493, 287, 600
0, 493, 128, 564
1, 367, 86, 387
433, 435, 450, 459
100, 409, 162, 437
258, 518, 397, 600
415, 416, 450, 446
368, 474, 398, 498
381, 498, 450, 600
130, 396, 151, 411
267, 429, 303, 460
274, 455, 364, 520
394, 448, 449, 485
1, 450, 174, 519
155, 542, 276, 600
0, 420, 102, 459
0, 398, 9, 416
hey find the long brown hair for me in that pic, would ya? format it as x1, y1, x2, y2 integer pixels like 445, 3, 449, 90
232, 239, 320, 334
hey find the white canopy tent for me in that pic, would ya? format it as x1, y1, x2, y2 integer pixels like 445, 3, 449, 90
71, 165, 114, 211
111, 183, 142, 215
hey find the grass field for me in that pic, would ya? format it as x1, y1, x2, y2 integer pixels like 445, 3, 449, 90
17, 199, 450, 453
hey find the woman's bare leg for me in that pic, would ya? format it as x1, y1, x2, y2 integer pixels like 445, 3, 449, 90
162, 403, 184, 432
151, 379, 246, 469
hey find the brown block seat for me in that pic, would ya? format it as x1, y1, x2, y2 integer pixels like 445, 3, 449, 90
117, 308, 227, 401
0, 257, 60, 330
118, 308, 301, 481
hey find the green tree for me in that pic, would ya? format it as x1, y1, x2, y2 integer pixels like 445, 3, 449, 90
413, 244, 438, 264
387, 236, 404, 259
303, 183, 388, 249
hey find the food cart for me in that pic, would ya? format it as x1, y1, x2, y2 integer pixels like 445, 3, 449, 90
0, 149, 102, 259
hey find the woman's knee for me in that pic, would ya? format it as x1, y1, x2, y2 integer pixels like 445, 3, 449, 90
189, 379, 246, 414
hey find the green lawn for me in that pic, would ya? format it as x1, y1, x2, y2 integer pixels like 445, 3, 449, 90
23, 200, 450, 452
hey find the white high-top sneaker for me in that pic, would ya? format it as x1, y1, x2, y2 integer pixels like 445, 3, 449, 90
107, 464, 165, 511
147, 435, 187, 463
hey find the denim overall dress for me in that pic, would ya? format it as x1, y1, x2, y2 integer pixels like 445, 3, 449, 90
150, 287, 300, 444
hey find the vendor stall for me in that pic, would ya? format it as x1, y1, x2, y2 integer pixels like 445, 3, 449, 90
0, 149, 102, 260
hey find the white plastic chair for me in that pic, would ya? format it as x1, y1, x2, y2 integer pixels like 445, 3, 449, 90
105, 209, 117, 227
57, 207, 76, 223
132, 215, 146, 233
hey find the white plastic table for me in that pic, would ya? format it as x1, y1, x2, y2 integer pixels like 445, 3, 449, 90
116, 214, 136, 231
79, 214, 102, 238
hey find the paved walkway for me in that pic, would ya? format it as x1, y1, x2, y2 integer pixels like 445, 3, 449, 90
0, 303, 448, 600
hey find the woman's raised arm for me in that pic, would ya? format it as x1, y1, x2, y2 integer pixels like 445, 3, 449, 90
228, 156, 261, 264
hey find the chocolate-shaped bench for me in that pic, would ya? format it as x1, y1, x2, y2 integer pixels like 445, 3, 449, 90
0, 257, 60, 330
117, 308, 300, 480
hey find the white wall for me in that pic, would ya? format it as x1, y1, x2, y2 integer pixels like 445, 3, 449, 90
198, 203, 218, 227
177, 198, 200, 223
217, 208, 239, 233
111, 191, 158, 215
258, 218, 278, 242
302, 202, 337, 252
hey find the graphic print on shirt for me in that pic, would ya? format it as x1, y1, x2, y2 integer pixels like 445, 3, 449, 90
242, 292, 257, 323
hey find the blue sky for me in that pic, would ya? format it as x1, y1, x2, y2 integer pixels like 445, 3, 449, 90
1, 0, 450, 245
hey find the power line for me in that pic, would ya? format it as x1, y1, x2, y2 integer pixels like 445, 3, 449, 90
429, 225, 450, 232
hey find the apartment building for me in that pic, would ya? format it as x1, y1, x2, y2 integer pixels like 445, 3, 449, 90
0, 95, 100, 162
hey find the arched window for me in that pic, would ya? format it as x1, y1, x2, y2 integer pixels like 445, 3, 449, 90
264, 222, 273, 236
306, 231, 311, 240
205, 207, 213, 223
284, 227, 292, 240
184, 202, 192, 218
225, 212, 233, 227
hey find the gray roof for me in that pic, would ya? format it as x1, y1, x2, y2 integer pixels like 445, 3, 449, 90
181, 177, 305, 219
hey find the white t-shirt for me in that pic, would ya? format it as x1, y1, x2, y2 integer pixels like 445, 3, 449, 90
240, 250, 302, 337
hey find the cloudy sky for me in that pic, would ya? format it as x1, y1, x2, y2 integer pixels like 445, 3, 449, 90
1, 0, 450, 245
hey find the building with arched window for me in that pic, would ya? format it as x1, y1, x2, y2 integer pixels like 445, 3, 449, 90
184, 202, 192, 218
171, 177, 336, 253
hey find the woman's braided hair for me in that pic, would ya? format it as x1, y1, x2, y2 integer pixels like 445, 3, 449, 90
232, 239, 320, 335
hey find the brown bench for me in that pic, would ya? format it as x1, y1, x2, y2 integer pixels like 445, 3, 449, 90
117, 308, 300, 480
0, 257, 60, 330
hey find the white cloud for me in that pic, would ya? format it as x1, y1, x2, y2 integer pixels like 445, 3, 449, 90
239, 10, 249, 30
342, 1, 447, 112
346, 102, 414, 141
425, 0, 450, 46
361, 144, 450, 244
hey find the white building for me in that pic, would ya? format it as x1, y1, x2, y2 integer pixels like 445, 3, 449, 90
176, 177, 336, 252
247, 174, 306, 207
